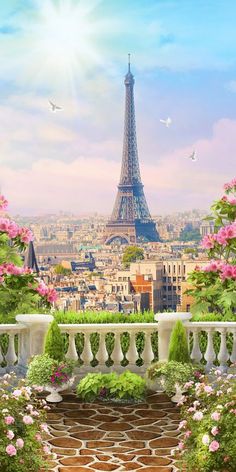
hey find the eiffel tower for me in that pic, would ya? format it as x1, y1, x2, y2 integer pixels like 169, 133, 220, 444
105, 56, 160, 244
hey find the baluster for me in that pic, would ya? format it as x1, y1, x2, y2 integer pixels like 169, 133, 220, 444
112, 331, 123, 367
81, 332, 93, 366
65, 333, 78, 361
204, 329, 216, 372
142, 331, 154, 365
5, 333, 17, 370
191, 329, 202, 363
126, 331, 138, 366
218, 328, 229, 373
96, 332, 108, 367
230, 329, 236, 363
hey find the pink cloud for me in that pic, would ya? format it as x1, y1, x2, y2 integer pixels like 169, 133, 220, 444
0, 118, 234, 215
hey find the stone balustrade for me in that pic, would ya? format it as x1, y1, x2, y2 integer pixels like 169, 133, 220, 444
59, 323, 158, 376
0, 314, 236, 376
185, 321, 236, 372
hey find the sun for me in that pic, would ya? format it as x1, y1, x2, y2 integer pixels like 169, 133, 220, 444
24, 0, 103, 92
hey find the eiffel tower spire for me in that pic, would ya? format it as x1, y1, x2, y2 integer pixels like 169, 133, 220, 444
105, 57, 160, 244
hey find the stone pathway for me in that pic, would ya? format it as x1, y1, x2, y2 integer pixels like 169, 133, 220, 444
45, 391, 181, 472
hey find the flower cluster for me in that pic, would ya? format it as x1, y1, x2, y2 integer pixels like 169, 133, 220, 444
224, 177, 236, 193
201, 222, 236, 249
0, 194, 8, 211
0, 263, 32, 277
0, 217, 33, 245
50, 363, 73, 386
0, 373, 56, 472
187, 178, 236, 316
36, 281, 58, 303
174, 370, 236, 472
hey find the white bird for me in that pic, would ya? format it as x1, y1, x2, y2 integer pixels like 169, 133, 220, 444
160, 117, 172, 127
187, 150, 197, 161
49, 100, 62, 112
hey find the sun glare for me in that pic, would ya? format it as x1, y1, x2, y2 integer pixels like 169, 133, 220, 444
26, 0, 103, 91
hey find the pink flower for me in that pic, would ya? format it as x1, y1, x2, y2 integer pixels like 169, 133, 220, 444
185, 430, 192, 439
35, 433, 42, 441
202, 434, 210, 445
6, 444, 17, 456
178, 420, 187, 430
178, 441, 184, 450
43, 445, 50, 454
23, 415, 34, 425
18, 227, 34, 243
16, 438, 24, 449
204, 385, 213, 394
211, 426, 219, 436
12, 389, 22, 397
6, 430, 14, 440
209, 440, 220, 452
211, 411, 221, 421
193, 411, 203, 421
0, 194, 8, 211
40, 423, 49, 433
4, 416, 15, 425
201, 234, 217, 249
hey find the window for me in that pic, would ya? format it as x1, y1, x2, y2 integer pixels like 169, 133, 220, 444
173, 265, 176, 274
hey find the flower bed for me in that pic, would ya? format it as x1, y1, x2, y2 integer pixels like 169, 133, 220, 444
175, 370, 236, 472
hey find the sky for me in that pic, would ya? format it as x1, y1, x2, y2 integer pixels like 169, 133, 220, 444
0, 0, 235, 216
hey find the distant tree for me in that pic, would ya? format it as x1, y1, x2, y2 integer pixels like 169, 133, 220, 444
54, 264, 72, 275
122, 246, 144, 268
179, 228, 201, 242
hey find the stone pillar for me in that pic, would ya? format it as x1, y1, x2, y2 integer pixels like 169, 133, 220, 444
16, 314, 53, 372
155, 312, 192, 361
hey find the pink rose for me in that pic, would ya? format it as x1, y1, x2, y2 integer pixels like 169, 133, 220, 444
4, 416, 15, 425
6, 430, 14, 440
16, 438, 24, 449
211, 411, 221, 421
23, 415, 34, 425
193, 411, 203, 421
211, 426, 219, 436
6, 444, 17, 456
209, 440, 220, 452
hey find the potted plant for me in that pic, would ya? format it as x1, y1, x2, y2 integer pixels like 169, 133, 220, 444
76, 370, 146, 403
147, 360, 202, 402
27, 353, 74, 402
0, 372, 56, 472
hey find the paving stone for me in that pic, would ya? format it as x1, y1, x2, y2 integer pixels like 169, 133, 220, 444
59, 456, 93, 465
72, 430, 105, 440
150, 437, 179, 448
139, 457, 172, 466
121, 414, 139, 421
127, 430, 159, 440
100, 422, 132, 431
96, 455, 113, 461
76, 419, 100, 426
106, 432, 125, 439
97, 408, 114, 414
93, 414, 118, 422
121, 440, 145, 448
122, 462, 143, 469
140, 468, 173, 472
87, 441, 115, 448
69, 425, 94, 432
135, 448, 152, 455
65, 410, 95, 418
49, 437, 82, 448
90, 463, 120, 471
132, 418, 155, 426
58, 467, 91, 472
137, 410, 166, 419
113, 454, 136, 461
52, 447, 76, 456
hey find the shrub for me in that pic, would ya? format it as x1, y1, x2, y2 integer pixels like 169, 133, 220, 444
76, 371, 146, 402
44, 320, 65, 361
168, 320, 190, 363
176, 370, 236, 472
0, 372, 55, 472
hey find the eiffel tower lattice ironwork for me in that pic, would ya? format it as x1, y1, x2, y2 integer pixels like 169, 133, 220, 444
105, 56, 160, 244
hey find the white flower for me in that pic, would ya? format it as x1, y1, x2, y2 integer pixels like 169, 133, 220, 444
193, 411, 203, 421
202, 434, 210, 445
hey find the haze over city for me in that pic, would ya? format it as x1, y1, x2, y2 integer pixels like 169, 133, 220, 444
0, 0, 235, 215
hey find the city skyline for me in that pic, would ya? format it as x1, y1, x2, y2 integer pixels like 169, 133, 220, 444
0, 0, 235, 215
